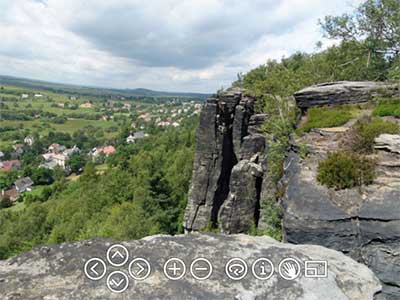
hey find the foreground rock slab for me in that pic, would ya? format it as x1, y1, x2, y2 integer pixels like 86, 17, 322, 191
294, 81, 399, 110
0, 234, 381, 300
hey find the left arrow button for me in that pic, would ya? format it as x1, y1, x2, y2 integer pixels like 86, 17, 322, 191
84, 258, 107, 281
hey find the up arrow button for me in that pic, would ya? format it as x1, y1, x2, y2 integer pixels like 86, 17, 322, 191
107, 244, 129, 267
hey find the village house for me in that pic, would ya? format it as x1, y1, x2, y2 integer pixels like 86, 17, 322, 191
0, 151, 4, 160
24, 136, 35, 146
157, 121, 171, 127
1, 177, 34, 203
41, 153, 68, 169
126, 131, 148, 144
91, 145, 116, 157
14, 177, 34, 193
79, 102, 94, 109
63, 145, 80, 157
13, 143, 24, 154
11, 148, 23, 159
41, 145, 79, 170
126, 135, 135, 144
1, 188, 19, 202
48, 143, 67, 154
138, 113, 151, 122
0, 160, 21, 172
21, 93, 29, 99
34, 94, 43, 98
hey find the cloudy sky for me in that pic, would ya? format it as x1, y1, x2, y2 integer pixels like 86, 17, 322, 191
0, 0, 363, 93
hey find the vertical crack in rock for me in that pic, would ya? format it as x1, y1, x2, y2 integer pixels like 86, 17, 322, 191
184, 89, 266, 233
254, 175, 263, 227
211, 124, 237, 226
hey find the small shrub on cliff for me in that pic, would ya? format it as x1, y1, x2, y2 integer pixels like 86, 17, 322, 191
346, 116, 400, 154
317, 151, 375, 190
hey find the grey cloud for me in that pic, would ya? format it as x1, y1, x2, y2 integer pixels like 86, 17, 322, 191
67, 1, 307, 69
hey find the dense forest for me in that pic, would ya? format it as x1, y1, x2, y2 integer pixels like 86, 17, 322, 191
0, 0, 399, 258
0, 120, 196, 259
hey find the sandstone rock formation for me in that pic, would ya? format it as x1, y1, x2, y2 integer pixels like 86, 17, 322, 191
183, 89, 268, 233
0, 234, 382, 300
183, 82, 400, 298
294, 81, 399, 110
375, 134, 400, 154
282, 120, 400, 300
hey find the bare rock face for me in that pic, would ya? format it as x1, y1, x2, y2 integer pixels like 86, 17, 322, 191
375, 134, 400, 154
294, 81, 399, 110
282, 129, 400, 300
0, 234, 382, 300
218, 160, 263, 233
183, 89, 268, 233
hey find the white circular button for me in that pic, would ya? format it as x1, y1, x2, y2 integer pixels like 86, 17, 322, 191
163, 258, 186, 280
106, 244, 129, 267
225, 258, 248, 281
278, 258, 301, 280
129, 258, 151, 281
251, 258, 274, 280
190, 258, 213, 280
106, 271, 129, 294
84, 257, 107, 281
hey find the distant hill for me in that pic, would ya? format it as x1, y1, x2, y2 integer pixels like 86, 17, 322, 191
0, 75, 210, 100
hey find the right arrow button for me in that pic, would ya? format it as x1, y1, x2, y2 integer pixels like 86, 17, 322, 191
129, 258, 151, 281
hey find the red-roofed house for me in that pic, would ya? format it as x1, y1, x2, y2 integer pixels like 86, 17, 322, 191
91, 146, 116, 157
0, 160, 21, 172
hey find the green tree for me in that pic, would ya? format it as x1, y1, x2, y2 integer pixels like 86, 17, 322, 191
320, 0, 400, 71
31, 168, 54, 185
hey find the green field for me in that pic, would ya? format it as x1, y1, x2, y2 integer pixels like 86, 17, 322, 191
0, 85, 125, 148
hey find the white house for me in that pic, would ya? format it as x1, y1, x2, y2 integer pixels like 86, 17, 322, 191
24, 136, 35, 146
41, 153, 68, 169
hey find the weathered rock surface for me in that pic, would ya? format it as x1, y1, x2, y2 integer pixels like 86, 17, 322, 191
218, 161, 263, 233
184, 89, 268, 233
282, 127, 400, 300
0, 234, 382, 300
375, 134, 400, 154
294, 81, 399, 110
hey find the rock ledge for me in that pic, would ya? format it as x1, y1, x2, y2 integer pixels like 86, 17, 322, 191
0, 234, 382, 300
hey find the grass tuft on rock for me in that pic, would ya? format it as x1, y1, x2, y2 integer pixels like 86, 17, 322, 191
345, 116, 400, 154
299, 106, 354, 133
373, 98, 400, 118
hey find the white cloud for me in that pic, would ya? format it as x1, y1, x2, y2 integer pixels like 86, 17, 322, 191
0, 0, 364, 93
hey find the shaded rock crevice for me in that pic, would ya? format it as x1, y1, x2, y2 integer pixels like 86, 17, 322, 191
184, 89, 268, 233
